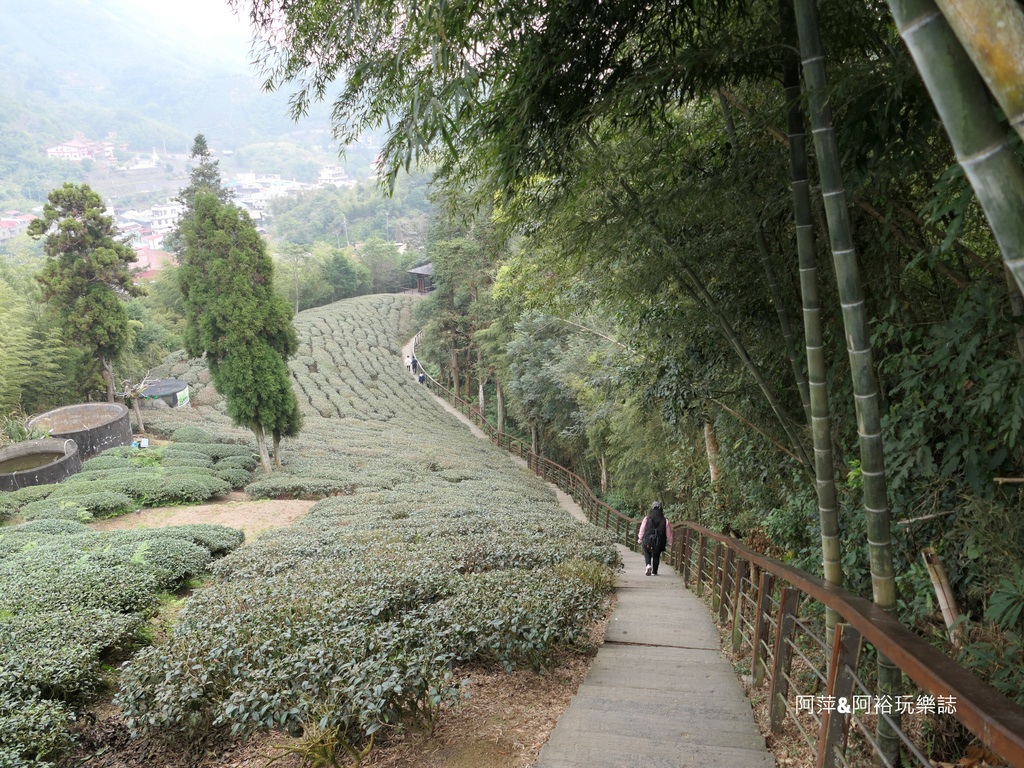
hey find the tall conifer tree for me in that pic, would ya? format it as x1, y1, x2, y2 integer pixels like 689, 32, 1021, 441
178, 191, 301, 471
29, 183, 143, 403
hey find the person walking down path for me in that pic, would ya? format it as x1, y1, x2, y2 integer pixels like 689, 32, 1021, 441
405, 354, 412, 371
638, 501, 672, 576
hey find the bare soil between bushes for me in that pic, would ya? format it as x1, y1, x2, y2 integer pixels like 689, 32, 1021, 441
88, 491, 315, 541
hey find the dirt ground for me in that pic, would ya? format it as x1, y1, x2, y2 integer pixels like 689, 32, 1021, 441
89, 491, 315, 541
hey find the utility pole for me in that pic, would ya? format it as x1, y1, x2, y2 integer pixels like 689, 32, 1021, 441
342, 214, 350, 246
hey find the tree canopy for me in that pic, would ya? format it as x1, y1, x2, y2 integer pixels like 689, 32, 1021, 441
178, 190, 302, 471
28, 183, 144, 402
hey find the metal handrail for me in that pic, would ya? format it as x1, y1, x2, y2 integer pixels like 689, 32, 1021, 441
413, 351, 1024, 766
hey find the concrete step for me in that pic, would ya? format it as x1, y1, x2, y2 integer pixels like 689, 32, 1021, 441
547, 707, 766, 750
580, 665, 747, 697
570, 687, 757, 716
573, 692, 765, 720
534, 738, 776, 768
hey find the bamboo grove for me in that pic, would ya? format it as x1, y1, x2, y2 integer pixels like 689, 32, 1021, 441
237, 0, 1024, 760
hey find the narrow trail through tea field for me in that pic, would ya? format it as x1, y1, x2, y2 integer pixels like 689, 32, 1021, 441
406, 337, 774, 767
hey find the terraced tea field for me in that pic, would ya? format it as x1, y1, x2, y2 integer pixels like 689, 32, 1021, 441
98, 294, 617, 764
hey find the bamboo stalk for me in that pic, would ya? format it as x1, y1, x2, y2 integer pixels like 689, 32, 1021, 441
921, 546, 964, 647
793, 0, 900, 759
887, 0, 1024, 297
931, 0, 1024, 144
778, 0, 843, 643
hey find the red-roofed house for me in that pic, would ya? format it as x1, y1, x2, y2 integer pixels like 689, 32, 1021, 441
133, 247, 174, 281
0, 213, 37, 242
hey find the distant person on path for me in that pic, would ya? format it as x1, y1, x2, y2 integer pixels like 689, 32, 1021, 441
638, 501, 672, 576
418, 371, 425, 384
411, 356, 418, 374
405, 354, 412, 371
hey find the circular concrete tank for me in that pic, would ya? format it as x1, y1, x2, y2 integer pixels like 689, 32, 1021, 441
26, 403, 133, 461
0, 438, 82, 492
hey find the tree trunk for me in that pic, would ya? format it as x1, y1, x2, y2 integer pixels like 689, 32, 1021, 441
886, 0, 1024, 296
273, 432, 282, 466
496, 381, 506, 433
779, 0, 843, 642
450, 346, 460, 399
600, 453, 608, 494
131, 397, 145, 436
794, 0, 899, 758
253, 424, 273, 473
530, 423, 538, 455
704, 416, 722, 511
718, 94, 812, 426
101, 354, 115, 403
477, 348, 486, 413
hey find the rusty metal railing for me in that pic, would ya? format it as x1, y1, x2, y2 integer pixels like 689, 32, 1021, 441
414, 352, 1024, 767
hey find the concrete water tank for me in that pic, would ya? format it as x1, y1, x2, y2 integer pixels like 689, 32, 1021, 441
26, 403, 133, 461
0, 438, 82, 492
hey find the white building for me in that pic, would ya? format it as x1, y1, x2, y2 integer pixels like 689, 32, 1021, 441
318, 166, 356, 187
150, 201, 184, 234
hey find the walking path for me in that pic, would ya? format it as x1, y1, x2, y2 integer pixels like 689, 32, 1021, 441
404, 335, 773, 767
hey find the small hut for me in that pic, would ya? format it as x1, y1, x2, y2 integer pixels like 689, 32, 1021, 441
407, 263, 434, 293
140, 379, 191, 409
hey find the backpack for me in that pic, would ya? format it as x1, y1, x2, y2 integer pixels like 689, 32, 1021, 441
643, 518, 664, 552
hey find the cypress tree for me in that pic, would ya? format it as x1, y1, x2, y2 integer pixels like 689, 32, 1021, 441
178, 190, 302, 471
28, 183, 144, 403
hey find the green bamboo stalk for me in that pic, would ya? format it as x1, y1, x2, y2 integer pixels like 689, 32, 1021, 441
887, 0, 1024, 297
931, 0, 1024, 145
778, 0, 842, 642
792, 0, 901, 760
718, 93, 813, 427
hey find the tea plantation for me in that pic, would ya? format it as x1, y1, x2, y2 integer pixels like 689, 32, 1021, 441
4, 295, 619, 766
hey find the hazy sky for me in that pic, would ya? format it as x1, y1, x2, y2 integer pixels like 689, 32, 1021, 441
133, 0, 254, 67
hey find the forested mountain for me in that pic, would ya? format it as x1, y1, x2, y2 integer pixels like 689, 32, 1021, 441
0, 0, 334, 207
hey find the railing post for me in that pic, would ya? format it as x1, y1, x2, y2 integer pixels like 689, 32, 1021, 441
696, 535, 706, 596
769, 587, 801, 732
752, 571, 775, 687
681, 529, 691, 585
712, 542, 723, 611
816, 623, 863, 768
719, 547, 735, 624
731, 558, 749, 654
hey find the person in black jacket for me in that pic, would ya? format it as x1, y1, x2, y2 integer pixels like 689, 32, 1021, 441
637, 501, 673, 576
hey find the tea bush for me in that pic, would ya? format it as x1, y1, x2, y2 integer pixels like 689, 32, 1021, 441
0, 691, 74, 768
115, 295, 620, 763
21, 492, 134, 521
0, 515, 244, 765
0, 610, 142, 697
169, 425, 214, 444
